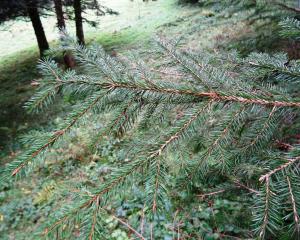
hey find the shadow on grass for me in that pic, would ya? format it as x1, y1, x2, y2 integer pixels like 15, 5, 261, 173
0, 48, 40, 149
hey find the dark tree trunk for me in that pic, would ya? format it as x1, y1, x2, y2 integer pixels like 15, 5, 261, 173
26, 1, 49, 56
54, 0, 65, 30
73, 0, 85, 45
53, 0, 75, 68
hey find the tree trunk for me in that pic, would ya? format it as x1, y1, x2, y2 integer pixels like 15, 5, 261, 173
73, 0, 85, 45
53, 0, 75, 68
26, 1, 49, 57
54, 0, 65, 30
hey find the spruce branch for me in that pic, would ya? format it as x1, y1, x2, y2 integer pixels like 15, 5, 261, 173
259, 156, 300, 182
247, 58, 300, 83
88, 196, 100, 240
11, 134, 60, 177
24, 59, 64, 112
261, 177, 271, 238
147, 103, 211, 214
3, 92, 104, 178
156, 39, 211, 89
189, 106, 246, 179
233, 179, 260, 194
239, 106, 278, 155
91, 98, 141, 149
110, 214, 146, 240
71, 80, 300, 108
38, 58, 63, 83
25, 86, 59, 113
286, 176, 300, 235
197, 189, 226, 198
272, 1, 300, 13
279, 18, 300, 40
45, 159, 146, 235
149, 103, 211, 158
149, 158, 167, 214
152, 159, 161, 213
11, 37, 300, 239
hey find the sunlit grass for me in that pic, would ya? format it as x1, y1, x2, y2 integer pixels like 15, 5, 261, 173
0, 0, 178, 57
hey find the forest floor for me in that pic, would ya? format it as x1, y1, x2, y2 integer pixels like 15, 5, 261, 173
0, 1, 260, 239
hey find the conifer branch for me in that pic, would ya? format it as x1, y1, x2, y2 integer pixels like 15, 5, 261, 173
152, 159, 162, 213
157, 40, 211, 89
25, 86, 59, 113
197, 189, 226, 198
273, 1, 300, 13
240, 106, 277, 154
190, 106, 245, 178
45, 160, 144, 235
233, 180, 260, 194
88, 196, 100, 240
259, 156, 300, 182
38, 58, 63, 83
44, 214, 71, 235
279, 18, 300, 40
259, 176, 271, 239
149, 103, 211, 158
15, 36, 300, 239
148, 104, 211, 213
111, 213, 146, 240
91, 98, 140, 148
11, 135, 59, 177
61, 79, 300, 108
286, 176, 300, 234
247, 60, 300, 81
10, 92, 104, 177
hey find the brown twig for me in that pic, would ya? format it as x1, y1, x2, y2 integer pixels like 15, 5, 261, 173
259, 156, 300, 182
88, 196, 100, 240
149, 102, 211, 158
107, 82, 300, 108
233, 180, 259, 194
150, 68, 185, 78
286, 176, 300, 234
197, 189, 226, 198
259, 176, 271, 239
61, 79, 300, 108
273, 1, 300, 13
111, 215, 146, 240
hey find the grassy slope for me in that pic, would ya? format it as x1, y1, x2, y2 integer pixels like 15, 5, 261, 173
0, 48, 39, 148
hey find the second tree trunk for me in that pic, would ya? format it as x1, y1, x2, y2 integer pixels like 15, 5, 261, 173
54, 0, 65, 30
73, 0, 85, 45
26, 0, 49, 56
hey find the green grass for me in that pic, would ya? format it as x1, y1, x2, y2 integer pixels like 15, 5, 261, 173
89, 28, 144, 50
0, 48, 40, 148
0, 0, 179, 56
